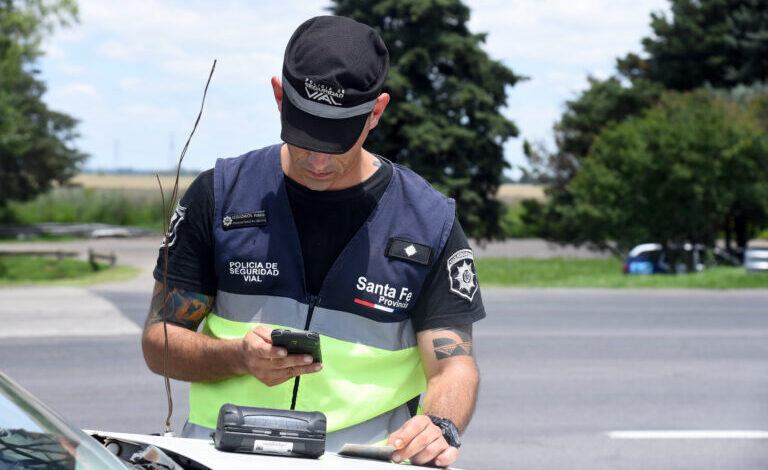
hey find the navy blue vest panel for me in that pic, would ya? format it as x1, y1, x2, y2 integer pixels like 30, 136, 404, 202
214, 144, 306, 301
213, 144, 455, 322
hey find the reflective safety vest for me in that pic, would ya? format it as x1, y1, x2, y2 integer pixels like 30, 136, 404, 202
183, 144, 454, 450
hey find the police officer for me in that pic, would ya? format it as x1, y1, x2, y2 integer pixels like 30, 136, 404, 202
142, 15, 485, 468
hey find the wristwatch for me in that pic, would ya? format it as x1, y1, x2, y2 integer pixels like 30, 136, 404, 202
427, 415, 461, 448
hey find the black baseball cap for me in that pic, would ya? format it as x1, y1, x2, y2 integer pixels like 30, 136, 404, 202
280, 16, 389, 154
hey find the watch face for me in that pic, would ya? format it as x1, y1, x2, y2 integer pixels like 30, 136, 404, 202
429, 416, 461, 448
444, 422, 461, 448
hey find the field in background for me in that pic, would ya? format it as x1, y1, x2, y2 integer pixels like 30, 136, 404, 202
2, 174, 547, 238
495, 183, 545, 204
73, 174, 545, 202
10, 175, 765, 243
0, 173, 203, 231
0, 188, 166, 231
71, 173, 196, 191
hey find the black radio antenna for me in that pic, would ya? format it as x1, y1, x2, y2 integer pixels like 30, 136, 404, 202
157, 59, 217, 435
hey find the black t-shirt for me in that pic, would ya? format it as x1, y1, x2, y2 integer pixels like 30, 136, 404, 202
154, 157, 485, 331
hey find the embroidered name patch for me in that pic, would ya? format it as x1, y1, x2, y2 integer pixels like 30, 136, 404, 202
385, 238, 432, 266
222, 210, 267, 230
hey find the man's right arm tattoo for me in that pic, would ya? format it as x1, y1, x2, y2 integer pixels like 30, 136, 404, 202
430, 324, 473, 360
145, 282, 215, 330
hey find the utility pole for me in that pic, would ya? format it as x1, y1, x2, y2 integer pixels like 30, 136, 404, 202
113, 139, 120, 171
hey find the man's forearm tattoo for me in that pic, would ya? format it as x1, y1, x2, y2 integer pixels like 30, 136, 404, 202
431, 324, 473, 360
145, 283, 214, 330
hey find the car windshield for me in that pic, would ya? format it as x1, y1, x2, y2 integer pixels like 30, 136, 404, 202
635, 249, 663, 263
0, 373, 125, 470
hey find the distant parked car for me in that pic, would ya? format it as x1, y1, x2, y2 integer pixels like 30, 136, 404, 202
623, 243, 705, 275
744, 248, 768, 273
624, 243, 667, 274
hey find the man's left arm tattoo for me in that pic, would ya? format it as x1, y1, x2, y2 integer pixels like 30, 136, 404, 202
430, 324, 473, 360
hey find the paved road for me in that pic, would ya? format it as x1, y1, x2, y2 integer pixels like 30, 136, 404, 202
1, 238, 767, 469
460, 289, 768, 470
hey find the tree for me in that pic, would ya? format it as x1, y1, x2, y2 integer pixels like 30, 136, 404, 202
617, 0, 768, 89
560, 91, 768, 258
617, 0, 737, 90
331, 0, 524, 239
533, 0, 766, 187
521, 77, 664, 244
0, 0, 86, 210
524, 77, 663, 189
710, 82, 768, 251
525, 0, 768, 252
725, 0, 768, 84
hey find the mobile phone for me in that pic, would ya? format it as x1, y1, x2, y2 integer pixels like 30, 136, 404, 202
270, 329, 322, 363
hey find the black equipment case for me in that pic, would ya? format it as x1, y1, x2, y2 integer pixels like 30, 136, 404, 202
213, 404, 326, 458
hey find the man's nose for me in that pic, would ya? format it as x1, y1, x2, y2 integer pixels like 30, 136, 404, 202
306, 153, 332, 168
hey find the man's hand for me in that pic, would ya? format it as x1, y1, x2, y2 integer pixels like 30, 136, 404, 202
239, 325, 322, 386
385, 323, 479, 467
386, 415, 458, 467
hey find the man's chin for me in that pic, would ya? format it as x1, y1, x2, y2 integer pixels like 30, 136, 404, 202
300, 177, 335, 192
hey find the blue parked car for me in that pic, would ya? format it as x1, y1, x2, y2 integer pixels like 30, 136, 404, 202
623, 243, 705, 274
623, 243, 667, 274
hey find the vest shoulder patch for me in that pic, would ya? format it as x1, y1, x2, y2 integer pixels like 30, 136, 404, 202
385, 238, 432, 266
447, 249, 478, 301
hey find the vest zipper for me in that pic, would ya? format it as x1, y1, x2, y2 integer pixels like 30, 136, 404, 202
290, 294, 319, 410
303, 294, 319, 330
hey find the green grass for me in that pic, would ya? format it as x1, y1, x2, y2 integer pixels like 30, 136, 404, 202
476, 257, 768, 289
0, 187, 168, 230
0, 256, 140, 287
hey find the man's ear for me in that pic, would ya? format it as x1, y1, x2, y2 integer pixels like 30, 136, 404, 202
368, 93, 390, 130
271, 76, 283, 112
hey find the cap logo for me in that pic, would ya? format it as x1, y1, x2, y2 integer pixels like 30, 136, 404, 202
283, 75, 377, 119
304, 78, 344, 106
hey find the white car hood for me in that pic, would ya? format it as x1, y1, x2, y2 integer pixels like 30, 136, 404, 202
88, 430, 461, 469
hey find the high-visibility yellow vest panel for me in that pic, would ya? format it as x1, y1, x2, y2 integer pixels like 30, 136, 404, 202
189, 312, 426, 433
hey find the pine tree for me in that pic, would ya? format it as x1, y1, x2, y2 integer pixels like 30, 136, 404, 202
725, 0, 768, 84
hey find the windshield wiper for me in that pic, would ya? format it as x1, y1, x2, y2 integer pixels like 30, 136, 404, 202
0, 428, 74, 468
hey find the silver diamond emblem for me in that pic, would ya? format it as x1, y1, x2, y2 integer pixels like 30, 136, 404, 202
404, 244, 417, 257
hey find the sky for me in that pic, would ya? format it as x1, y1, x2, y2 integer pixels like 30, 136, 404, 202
39, 0, 670, 177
